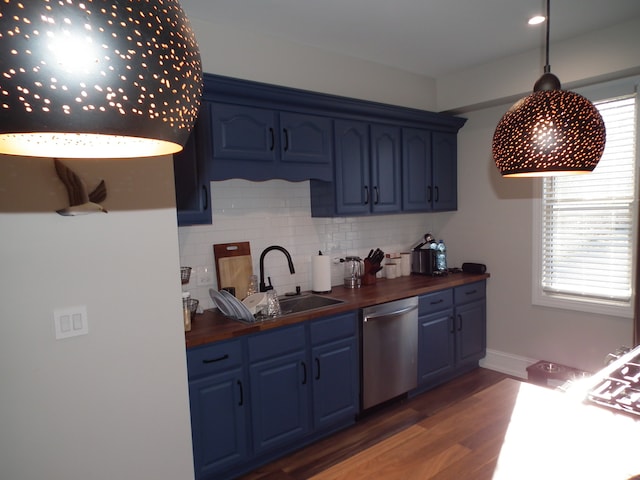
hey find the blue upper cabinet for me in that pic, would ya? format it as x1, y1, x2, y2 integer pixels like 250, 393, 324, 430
402, 128, 432, 212
210, 104, 333, 182
211, 104, 277, 164
370, 124, 402, 213
431, 132, 458, 211
333, 120, 370, 215
174, 73, 467, 219
173, 101, 212, 226
311, 122, 402, 216
402, 129, 458, 212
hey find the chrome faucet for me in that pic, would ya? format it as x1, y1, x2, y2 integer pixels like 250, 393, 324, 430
259, 245, 296, 292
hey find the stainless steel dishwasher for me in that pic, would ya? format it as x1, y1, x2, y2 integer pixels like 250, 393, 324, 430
361, 296, 419, 410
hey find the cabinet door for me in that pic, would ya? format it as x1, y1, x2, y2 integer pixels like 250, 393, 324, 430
370, 124, 401, 213
402, 128, 432, 212
249, 350, 310, 455
279, 112, 333, 173
211, 103, 277, 163
417, 309, 456, 386
173, 102, 211, 226
189, 369, 247, 479
455, 299, 486, 365
334, 120, 370, 215
311, 337, 358, 430
432, 132, 457, 211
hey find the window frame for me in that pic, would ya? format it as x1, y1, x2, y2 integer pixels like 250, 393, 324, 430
532, 78, 639, 319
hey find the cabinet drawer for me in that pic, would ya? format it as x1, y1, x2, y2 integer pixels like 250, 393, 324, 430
419, 289, 453, 315
187, 339, 243, 379
248, 324, 306, 362
454, 281, 486, 305
310, 311, 357, 345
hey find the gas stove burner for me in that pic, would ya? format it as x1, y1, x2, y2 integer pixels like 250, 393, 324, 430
586, 345, 640, 418
613, 362, 640, 383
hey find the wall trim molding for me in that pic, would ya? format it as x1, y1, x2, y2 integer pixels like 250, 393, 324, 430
480, 349, 537, 379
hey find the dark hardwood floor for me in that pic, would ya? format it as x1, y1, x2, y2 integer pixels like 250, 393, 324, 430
239, 368, 513, 480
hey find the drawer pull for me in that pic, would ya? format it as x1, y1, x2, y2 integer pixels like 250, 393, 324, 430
465, 289, 477, 295
202, 354, 229, 364
430, 299, 444, 305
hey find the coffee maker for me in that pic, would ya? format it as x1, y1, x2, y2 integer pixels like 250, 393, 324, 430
411, 234, 437, 275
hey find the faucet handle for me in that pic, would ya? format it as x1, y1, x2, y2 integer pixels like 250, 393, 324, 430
260, 276, 274, 292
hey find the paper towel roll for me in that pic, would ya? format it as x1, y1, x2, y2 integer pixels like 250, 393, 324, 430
312, 255, 332, 293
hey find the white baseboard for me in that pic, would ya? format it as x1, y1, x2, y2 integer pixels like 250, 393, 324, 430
480, 349, 537, 379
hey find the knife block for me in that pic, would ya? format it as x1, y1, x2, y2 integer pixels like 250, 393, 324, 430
362, 259, 378, 285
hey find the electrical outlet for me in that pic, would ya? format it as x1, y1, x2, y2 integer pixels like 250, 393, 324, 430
195, 266, 214, 286
54, 306, 88, 339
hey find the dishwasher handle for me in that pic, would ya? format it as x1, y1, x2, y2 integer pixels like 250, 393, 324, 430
363, 304, 418, 322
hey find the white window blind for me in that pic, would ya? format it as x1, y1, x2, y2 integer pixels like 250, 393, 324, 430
540, 95, 637, 305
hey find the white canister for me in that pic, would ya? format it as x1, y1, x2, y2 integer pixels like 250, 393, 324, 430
400, 252, 411, 276
386, 262, 398, 279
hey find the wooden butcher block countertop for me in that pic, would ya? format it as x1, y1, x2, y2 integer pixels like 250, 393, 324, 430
185, 272, 489, 349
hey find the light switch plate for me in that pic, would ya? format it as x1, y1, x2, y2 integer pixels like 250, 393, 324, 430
54, 306, 88, 339
195, 266, 214, 286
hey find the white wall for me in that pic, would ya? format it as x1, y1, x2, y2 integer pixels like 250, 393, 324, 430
189, 18, 438, 111
0, 156, 195, 480
438, 104, 633, 375
437, 17, 640, 113
435, 19, 640, 374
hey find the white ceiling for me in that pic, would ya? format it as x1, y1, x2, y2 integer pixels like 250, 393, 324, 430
179, 0, 640, 78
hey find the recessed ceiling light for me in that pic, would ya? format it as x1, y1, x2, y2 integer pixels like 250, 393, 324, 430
528, 15, 546, 25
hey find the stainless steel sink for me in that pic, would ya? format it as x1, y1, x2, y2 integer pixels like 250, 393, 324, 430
277, 294, 344, 316
234, 293, 345, 324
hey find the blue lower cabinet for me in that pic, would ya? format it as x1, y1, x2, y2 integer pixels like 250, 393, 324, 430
416, 281, 486, 390
187, 311, 359, 479
249, 349, 311, 455
189, 369, 248, 478
418, 309, 456, 385
186, 339, 248, 480
456, 300, 485, 364
310, 312, 359, 429
311, 337, 359, 429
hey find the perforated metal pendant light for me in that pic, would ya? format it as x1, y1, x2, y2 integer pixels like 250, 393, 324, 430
492, 0, 606, 177
0, 0, 202, 158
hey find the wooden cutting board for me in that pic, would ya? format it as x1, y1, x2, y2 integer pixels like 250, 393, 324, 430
213, 242, 253, 299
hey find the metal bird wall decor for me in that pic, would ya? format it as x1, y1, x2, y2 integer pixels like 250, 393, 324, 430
54, 159, 108, 216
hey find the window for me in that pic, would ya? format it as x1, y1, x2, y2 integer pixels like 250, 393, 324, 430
533, 86, 638, 317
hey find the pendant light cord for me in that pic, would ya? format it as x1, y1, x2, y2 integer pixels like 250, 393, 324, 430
544, 0, 551, 74
534, 0, 559, 91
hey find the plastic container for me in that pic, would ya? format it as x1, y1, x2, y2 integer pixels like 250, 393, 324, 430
436, 240, 447, 272
182, 292, 192, 332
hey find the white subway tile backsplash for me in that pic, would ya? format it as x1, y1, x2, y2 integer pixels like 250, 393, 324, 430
178, 179, 439, 309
